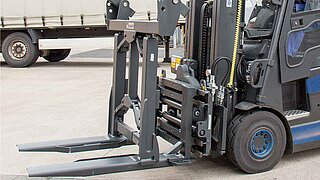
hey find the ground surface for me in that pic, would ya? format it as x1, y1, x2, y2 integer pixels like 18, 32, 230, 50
1, 38, 320, 180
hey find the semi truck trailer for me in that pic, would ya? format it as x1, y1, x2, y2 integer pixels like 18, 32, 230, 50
0, 0, 186, 68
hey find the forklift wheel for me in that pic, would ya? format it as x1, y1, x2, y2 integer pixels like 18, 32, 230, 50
227, 111, 286, 173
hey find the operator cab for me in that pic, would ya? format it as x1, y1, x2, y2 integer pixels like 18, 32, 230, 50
243, 0, 277, 60
243, 0, 320, 132
244, 0, 320, 61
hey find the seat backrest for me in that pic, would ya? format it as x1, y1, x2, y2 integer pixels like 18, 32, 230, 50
252, 8, 275, 29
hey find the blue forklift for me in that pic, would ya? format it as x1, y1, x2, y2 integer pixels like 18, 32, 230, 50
18, 0, 320, 176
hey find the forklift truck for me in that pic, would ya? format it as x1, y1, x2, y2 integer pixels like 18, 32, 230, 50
17, 0, 320, 176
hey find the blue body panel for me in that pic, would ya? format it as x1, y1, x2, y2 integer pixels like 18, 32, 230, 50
307, 75, 320, 94
291, 121, 320, 145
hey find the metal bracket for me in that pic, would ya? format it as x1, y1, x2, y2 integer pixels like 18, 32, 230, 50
115, 95, 141, 129
124, 30, 136, 43
157, 0, 190, 36
176, 64, 201, 88
117, 0, 135, 20
106, 0, 135, 20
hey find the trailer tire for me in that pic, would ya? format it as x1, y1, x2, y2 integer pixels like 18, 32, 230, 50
227, 111, 286, 173
43, 49, 71, 62
2, 32, 39, 68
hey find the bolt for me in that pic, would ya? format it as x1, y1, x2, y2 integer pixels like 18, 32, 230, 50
199, 130, 205, 136
172, 0, 179, 4
123, 2, 128, 7
109, 9, 113, 13
194, 110, 200, 117
107, 2, 111, 6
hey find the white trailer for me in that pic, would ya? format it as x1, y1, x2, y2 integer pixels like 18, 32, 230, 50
0, 0, 186, 67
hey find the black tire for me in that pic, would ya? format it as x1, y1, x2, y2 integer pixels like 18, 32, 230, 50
226, 114, 244, 166
227, 111, 286, 173
43, 49, 71, 62
2, 32, 39, 68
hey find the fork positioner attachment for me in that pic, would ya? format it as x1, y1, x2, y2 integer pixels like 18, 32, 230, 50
17, 0, 215, 177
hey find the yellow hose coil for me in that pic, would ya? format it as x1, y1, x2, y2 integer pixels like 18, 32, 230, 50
227, 0, 243, 88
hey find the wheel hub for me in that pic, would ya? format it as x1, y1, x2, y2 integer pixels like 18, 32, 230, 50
250, 129, 274, 159
9, 42, 27, 60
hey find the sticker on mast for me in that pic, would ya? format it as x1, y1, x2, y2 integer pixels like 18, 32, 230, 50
226, 0, 233, 7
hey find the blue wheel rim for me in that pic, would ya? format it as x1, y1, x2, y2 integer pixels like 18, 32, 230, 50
250, 129, 274, 159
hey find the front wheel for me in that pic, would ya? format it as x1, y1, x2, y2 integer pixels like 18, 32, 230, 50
43, 49, 71, 62
227, 111, 287, 173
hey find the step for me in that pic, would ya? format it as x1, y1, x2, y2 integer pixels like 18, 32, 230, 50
284, 110, 310, 121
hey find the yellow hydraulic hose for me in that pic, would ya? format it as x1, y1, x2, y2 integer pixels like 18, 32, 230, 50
227, 0, 243, 89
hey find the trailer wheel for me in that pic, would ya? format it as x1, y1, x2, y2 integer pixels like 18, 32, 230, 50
2, 32, 39, 68
227, 111, 286, 173
43, 49, 71, 62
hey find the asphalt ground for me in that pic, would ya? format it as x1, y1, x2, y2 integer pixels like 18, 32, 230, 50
1, 39, 320, 180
